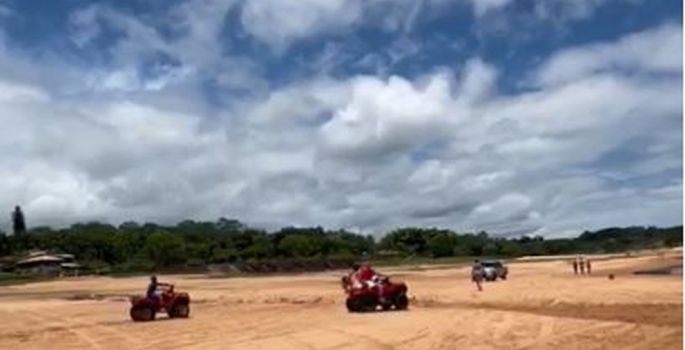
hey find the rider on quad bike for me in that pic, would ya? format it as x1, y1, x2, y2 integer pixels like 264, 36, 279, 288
351, 262, 386, 302
342, 262, 409, 312
147, 275, 171, 302
130, 277, 190, 321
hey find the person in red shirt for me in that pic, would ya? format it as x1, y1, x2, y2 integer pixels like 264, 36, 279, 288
355, 262, 386, 303
356, 263, 376, 283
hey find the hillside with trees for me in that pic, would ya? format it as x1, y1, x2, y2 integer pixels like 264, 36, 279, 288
0, 218, 681, 275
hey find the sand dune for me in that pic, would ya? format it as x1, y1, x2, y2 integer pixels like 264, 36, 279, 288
0, 253, 681, 350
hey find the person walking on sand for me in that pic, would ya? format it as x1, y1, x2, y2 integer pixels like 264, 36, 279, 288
579, 257, 586, 275
572, 259, 578, 275
471, 259, 484, 291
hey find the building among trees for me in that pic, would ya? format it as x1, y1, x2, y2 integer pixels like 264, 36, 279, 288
11, 251, 81, 276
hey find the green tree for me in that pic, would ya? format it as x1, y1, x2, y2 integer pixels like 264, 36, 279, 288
244, 235, 274, 259
483, 242, 499, 257
499, 241, 524, 257
144, 230, 187, 267
0, 230, 8, 256
427, 233, 455, 258
278, 234, 321, 257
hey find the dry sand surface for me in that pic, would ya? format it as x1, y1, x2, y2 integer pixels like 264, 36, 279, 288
0, 252, 681, 350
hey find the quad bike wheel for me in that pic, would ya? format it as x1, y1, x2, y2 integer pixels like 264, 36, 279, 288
346, 296, 369, 312
346, 295, 376, 312
394, 294, 409, 310
130, 306, 156, 322
361, 295, 378, 312
346, 297, 361, 312
170, 303, 190, 318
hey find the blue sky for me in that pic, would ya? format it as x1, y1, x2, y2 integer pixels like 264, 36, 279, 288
1, 0, 678, 88
0, 0, 681, 237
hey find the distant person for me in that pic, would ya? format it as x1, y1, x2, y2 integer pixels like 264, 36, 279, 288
586, 259, 592, 275
11, 205, 26, 235
572, 259, 578, 275
471, 259, 484, 291
579, 258, 586, 275
147, 275, 170, 303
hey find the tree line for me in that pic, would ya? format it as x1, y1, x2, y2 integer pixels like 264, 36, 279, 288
0, 218, 681, 273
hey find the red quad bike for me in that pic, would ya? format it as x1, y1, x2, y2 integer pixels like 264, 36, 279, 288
129, 284, 190, 322
341, 275, 409, 312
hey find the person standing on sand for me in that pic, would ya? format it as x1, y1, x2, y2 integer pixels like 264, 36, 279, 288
471, 259, 484, 291
586, 259, 592, 275
579, 257, 586, 275
572, 259, 578, 275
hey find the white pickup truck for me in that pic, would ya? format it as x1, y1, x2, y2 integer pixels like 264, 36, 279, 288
481, 260, 508, 281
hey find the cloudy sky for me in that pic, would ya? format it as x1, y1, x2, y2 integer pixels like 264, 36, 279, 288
0, 0, 681, 237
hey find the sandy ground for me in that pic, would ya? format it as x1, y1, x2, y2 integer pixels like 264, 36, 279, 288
0, 252, 681, 350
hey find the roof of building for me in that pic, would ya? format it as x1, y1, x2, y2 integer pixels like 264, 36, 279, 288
16, 255, 64, 265
60, 262, 81, 268
26, 250, 48, 257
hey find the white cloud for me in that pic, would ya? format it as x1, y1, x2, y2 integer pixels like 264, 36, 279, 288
68, 5, 100, 48
244, 78, 351, 127
92, 102, 203, 146
239, 0, 509, 50
457, 58, 497, 103
470, 192, 533, 222
87, 65, 194, 92
0, 12, 680, 237
241, 0, 362, 50
472, 0, 512, 17
472, 0, 635, 45
319, 73, 454, 160
94, 69, 140, 92
167, 0, 239, 66
0, 164, 110, 225
71, 5, 170, 58
0, 80, 49, 102
67, 0, 257, 97
533, 0, 608, 22
535, 23, 682, 86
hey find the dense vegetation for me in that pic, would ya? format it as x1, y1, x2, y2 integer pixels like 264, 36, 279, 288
0, 218, 681, 274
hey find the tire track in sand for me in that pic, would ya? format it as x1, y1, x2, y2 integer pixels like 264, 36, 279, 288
322, 326, 397, 350
37, 307, 143, 349
22, 309, 104, 350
